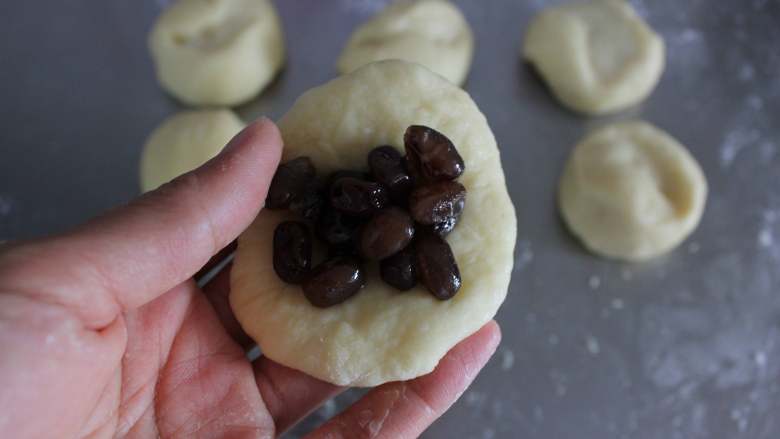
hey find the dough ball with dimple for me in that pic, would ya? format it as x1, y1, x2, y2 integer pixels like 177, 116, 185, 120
149, 0, 285, 106
559, 121, 707, 261
337, 0, 474, 85
522, 0, 665, 115
140, 109, 244, 191
230, 60, 516, 386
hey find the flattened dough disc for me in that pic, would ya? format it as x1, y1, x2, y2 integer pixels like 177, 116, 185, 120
230, 60, 516, 386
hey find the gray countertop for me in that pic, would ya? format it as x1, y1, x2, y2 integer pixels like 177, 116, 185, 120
1, 1, 779, 438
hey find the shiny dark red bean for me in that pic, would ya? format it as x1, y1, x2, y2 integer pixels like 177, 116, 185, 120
302, 257, 366, 307
266, 157, 316, 209
422, 217, 460, 237
404, 125, 464, 182
316, 208, 363, 247
273, 221, 312, 284
409, 181, 466, 226
330, 177, 389, 216
368, 146, 414, 204
327, 170, 370, 187
380, 246, 417, 291
328, 242, 359, 258
359, 207, 415, 260
289, 182, 325, 221
415, 232, 461, 300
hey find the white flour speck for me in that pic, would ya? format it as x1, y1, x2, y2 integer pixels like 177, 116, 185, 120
758, 208, 778, 249
747, 95, 764, 110
533, 405, 544, 422
754, 351, 767, 367
676, 29, 703, 44
500, 349, 515, 371
738, 64, 756, 81
688, 242, 701, 254
611, 298, 625, 310
720, 129, 761, 167
758, 229, 773, 248
548, 333, 559, 346
465, 391, 486, 408
586, 335, 601, 355
730, 408, 749, 432
514, 240, 534, 271
588, 275, 601, 290
621, 268, 634, 281
550, 370, 568, 396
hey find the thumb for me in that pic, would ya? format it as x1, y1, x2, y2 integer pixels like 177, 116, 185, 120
0, 118, 282, 329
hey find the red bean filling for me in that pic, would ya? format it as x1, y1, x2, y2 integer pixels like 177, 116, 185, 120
380, 245, 417, 291
267, 125, 466, 307
272, 221, 312, 284
302, 257, 366, 308
266, 157, 316, 209
359, 207, 415, 260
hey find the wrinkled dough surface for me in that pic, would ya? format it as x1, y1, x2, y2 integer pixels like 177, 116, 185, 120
140, 109, 244, 191
522, 0, 665, 115
337, 0, 474, 85
559, 121, 707, 261
149, 0, 285, 106
230, 61, 516, 386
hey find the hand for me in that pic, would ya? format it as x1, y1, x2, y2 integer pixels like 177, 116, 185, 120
0, 119, 501, 439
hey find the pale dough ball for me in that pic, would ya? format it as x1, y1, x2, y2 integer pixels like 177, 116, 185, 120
149, 0, 285, 106
559, 121, 707, 261
139, 109, 244, 191
522, 0, 665, 115
230, 60, 516, 386
337, 0, 474, 85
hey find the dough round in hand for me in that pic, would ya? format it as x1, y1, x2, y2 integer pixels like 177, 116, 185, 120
149, 0, 285, 106
522, 0, 665, 115
337, 0, 474, 85
230, 60, 516, 386
140, 109, 244, 191
559, 121, 707, 261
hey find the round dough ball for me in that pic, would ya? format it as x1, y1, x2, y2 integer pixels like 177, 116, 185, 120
559, 121, 707, 261
337, 0, 474, 85
140, 109, 244, 191
230, 60, 516, 386
522, 0, 665, 115
149, 0, 285, 106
